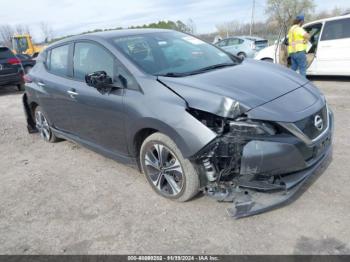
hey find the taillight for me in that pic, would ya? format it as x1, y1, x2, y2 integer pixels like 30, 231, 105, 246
23, 74, 32, 83
7, 58, 21, 65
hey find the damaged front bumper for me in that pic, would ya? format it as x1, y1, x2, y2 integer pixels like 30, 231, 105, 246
227, 144, 332, 218
194, 107, 334, 218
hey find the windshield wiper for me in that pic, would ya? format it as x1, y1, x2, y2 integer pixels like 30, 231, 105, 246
157, 63, 237, 78
157, 72, 188, 77
190, 63, 237, 74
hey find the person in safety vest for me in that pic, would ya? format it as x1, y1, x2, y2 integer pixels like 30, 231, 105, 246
288, 15, 310, 77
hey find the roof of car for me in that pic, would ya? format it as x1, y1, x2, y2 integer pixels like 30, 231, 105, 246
239, 36, 266, 41
221, 35, 266, 41
47, 28, 177, 49
50, 28, 173, 46
304, 13, 350, 26
89, 28, 172, 38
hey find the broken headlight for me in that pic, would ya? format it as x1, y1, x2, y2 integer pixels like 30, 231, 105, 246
229, 119, 276, 136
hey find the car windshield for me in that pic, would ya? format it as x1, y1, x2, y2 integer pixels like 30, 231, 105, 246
12, 37, 29, 53
111, 31, 239, 76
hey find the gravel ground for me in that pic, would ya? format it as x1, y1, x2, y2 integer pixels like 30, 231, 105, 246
0, 78, 349, 255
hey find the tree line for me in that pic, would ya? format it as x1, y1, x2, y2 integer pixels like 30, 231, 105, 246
1, 0, 349, 47
214, 1, 349, 43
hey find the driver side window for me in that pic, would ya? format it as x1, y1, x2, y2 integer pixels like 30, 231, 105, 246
73, 42, 114, 81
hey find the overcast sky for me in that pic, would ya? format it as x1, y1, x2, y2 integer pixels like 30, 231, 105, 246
1, 0, 349, 41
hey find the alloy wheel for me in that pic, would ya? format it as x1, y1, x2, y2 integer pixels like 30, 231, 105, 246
144, 143, 184, 196
35, 110, 51, 141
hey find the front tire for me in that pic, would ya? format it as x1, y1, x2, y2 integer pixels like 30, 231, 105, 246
24, 66, 32, 74
140, 132, 200, 202
34, 106, 59, 143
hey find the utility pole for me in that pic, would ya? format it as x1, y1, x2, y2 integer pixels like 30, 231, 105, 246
249, 0, 255, 36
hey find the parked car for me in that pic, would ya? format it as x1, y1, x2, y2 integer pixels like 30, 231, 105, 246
16, 54, 36, 73
23, 29, 333, 218
0, 46, 24, 90
215, 36, 268, 58
255, 14, 350, 76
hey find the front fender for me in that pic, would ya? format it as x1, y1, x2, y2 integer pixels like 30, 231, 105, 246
127, 114, 217, 159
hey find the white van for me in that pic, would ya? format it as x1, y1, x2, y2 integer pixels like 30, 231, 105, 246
255, 14, 350, 76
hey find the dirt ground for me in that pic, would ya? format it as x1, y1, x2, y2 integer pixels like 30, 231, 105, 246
0, 77, 349, 255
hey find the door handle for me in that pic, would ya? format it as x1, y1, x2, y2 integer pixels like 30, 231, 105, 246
37, 82, 46, 87
67, 89, 79, 98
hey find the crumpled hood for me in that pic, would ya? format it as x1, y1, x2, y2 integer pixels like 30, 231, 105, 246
158, 59, 309, 118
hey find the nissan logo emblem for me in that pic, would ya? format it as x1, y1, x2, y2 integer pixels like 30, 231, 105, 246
314, 115, 323, 131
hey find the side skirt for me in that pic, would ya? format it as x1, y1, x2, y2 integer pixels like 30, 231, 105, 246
51, 127, 138, 168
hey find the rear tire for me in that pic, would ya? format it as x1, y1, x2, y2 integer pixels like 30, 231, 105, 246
262, 58, 273, 63
140, 132, 200, 202
237, 52, 247, 59
17, 84, 25, 91
34, 106, 59, 143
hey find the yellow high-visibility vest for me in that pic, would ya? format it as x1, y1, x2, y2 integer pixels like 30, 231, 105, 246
288, 25, 307, 54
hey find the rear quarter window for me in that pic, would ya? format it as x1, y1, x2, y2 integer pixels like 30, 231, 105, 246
321, 18, 350, 41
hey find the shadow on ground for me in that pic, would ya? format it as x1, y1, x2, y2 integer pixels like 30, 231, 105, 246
0, 85, 23, 96
294, 236, 350, 254
308, 76, 350, 82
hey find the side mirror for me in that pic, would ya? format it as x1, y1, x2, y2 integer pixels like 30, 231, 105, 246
85, 71, 123, 94
85, 71, 122, 91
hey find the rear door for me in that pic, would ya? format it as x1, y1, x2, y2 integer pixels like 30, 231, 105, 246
317, 17, 350, 75
36, 43, 75, 131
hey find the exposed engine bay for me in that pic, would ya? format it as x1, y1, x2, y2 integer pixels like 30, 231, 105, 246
188, 108, 333, 218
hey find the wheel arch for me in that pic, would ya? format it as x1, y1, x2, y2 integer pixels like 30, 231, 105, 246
22, 93, 37, 133
129, 117, 198, 161
237, 51, 247, 57
133, 127, 159, 172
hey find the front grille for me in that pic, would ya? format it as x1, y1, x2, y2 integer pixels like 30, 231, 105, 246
294, 105, 328, 140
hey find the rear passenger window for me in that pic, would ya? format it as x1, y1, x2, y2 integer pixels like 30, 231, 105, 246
321, 18, 350, 41
217, 40, 228, 47
227, 38, 240, 45
48, 45, 69, 77
73, 42, 114, 80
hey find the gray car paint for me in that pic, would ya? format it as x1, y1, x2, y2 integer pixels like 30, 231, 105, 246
22, 29, 334, 218
24, 29, 325, 162
158, 59, 315, 121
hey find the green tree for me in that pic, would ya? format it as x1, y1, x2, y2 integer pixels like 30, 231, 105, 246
266, 0, 315, 27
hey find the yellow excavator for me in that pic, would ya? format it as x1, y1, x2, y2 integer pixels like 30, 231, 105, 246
11, 34, 46, 58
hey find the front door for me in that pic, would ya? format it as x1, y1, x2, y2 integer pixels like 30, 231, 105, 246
222, 38, 241, 55
65, 41, 129, 156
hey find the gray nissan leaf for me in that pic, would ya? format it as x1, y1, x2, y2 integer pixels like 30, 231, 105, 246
23, 29, 333, 218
